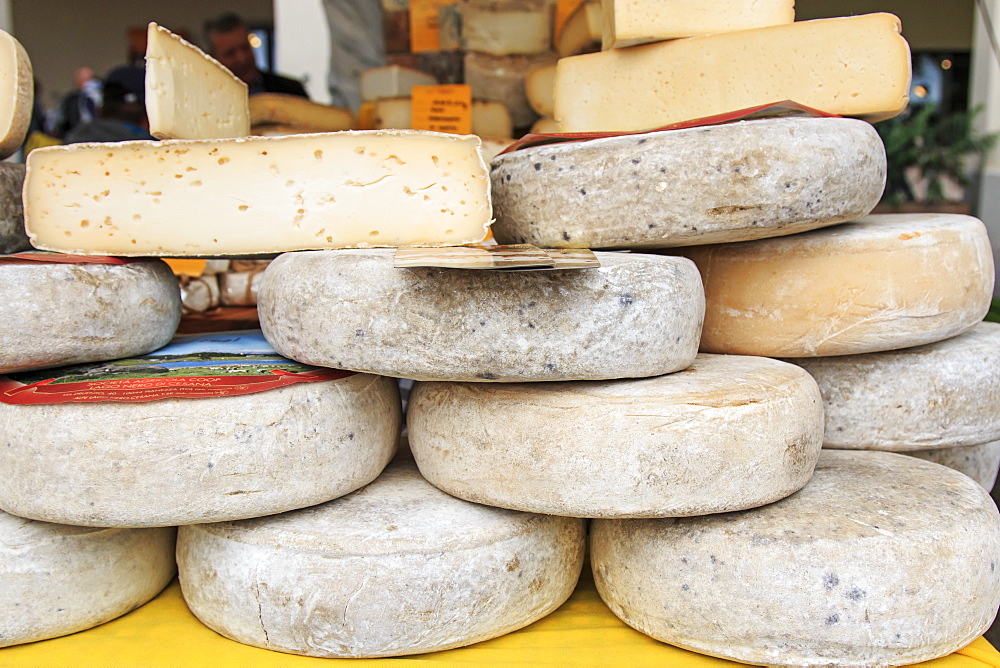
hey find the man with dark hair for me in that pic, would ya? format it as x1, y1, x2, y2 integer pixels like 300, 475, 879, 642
203, 12, 309, 98
63, 66, 153, 144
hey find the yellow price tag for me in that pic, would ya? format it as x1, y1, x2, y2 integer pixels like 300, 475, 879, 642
409, 0, 454, 53
162, 258, 207, 277
555, 0, 587, 38
411, 84, 472, 135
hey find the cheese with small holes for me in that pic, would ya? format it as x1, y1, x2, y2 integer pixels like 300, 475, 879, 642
789, 323, 1000, 450
492, 118, 885, 249
24, 130, 492, 256
0, 511, 176, 648
466, 51, 558, 128
0, 259, 180, 374
555, 13, 911, 132
258, 249, 704, 382
145, 22, 250, 140
602, 0, 794, 50
177, 457, 586, 657
460, 0, 552, 56
360, 65, 437, 102
679, 214, 995, 357
0, 371, 400, 527
906, 441, 1000, 491
0, 29, 32, 160
591, 450, 1000, 666
0, 163, 28, 254
408, 354, 823, 518
248, 94, 353, 133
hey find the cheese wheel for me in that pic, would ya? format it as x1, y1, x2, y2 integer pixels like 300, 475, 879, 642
408, 354, 823, 517
460, 0, 553, 56
492, 118, 885, 249
906, 441, 1000, 491
177, 458, 586, 658
790, 323, 1000, 450
258, 249, 704, 382
0, 162, 28, 254
0, 29, 32, 160
247, 94, 353, 133
0, 259, 181, 374
679, 214, 995, 357
592, 450, 1000, 666
0, 373, 401, 526
0, 510, 176, 647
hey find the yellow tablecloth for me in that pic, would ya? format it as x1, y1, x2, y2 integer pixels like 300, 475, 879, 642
2, 566, 997, 667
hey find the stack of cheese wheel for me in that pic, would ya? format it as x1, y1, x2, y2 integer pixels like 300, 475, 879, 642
485, 2, 1000, 666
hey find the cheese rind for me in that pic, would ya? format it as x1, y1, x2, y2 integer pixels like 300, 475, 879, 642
177, 458, 586, 657
0, 162, 29, 253
906, 441, 1000, 491
0, 511, 176, 648
408, 354, 823, 518
0, 259, 181, 374
0, 29, 32, 160
465, 51, 558, 128
555, 13, 911, 132
258, 249, 704, 382
680, 214, 995, 357
790, 323, 1000, 450
556, 0, 601, 57
145, 23, 250, 140
492, 118, 885, 249
460, 1, 552, 56
525, 63, 556, 116
0, 374, 401, 527
24, 130, 492, 256
248, 94, 353, 133
592, 451, 1000, 666
602, 0, 794, 50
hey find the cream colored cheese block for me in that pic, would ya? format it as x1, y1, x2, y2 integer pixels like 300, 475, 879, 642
555, 13, 911, 132
219, 268, 263, 306
258, 249, 704, 382
248, 94, 353, 133
525, 62, 556, 116
24, 130, 492, 256
602, 0, 794, 50
0, 259, 181, 374
556, 0, 601, 57
460, 1, 552, 56
591, 450, 1000, 666
408, 354, 823, 518
530, 117, 559, 134
480, 136, 515, 162
360, 65, 437, 102
0, 29, 32, 160
177, 458, 586, 658
0, 511, 176, 648
0, 162, 28, 254
466, 51, 558, 128
0, 373, 401, 527
492, 118, 885, 249
680, 214, 995, 357
179, 273, 220, 313
790, 323, 1000, 450
373, 96, 513, 139
145, 23, 250, 140
906, 441, 1000, 491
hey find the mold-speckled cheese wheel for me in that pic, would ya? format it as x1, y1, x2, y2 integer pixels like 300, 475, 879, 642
905, 441, 1000, 491
491, 118, 885, 249
0, 163, 28, 254
0, 258, 181, 374
0, 510, 176, 648
0, 374, 400, 526
679, 214, 994, 357
592, 450, 1000, 666
408, 354, 823, 517
258, 249, 704, 382
178, 458, 586, 658
790, 322, 1000, 450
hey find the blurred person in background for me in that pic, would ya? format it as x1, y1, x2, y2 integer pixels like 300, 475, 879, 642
53, 66, 102, 139
203, 12, 308, 98
63, 66, 153, 144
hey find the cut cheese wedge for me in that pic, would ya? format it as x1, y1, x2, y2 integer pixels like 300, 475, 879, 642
556, 0, 601, 57
24, 130, 492, 256
906, 441, 1000, 491
460, 0, 552, 56
602, 0, 795, 50
592, 450, 1000, 666
790, 323, 1000, 450
145, 22, 250, 140
258, 249, 704, 382
525, 63, 556, 117
0, 162, 28, 254
409, 354, 823, 518
248, 94, 353, 132
177, 457, 586, 657
0, 29, 32, 160
678, 214, 995, 357
0, 511, 176, 648
555, 13, 911, 132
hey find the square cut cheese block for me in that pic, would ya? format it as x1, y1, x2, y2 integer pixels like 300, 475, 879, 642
408, 354, 824, 518
24, 130, 492, 256
145, 23, 250, 140
602, 0, 794, 50
177, 457, 586, 658
460, 0, 553, 56
678, 214, 995, 357
360, 65, 437, 102
0, 29, 31, 160
555, 13, 911, 132
0, 511, 176, 648
591, 451, 1000, 666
